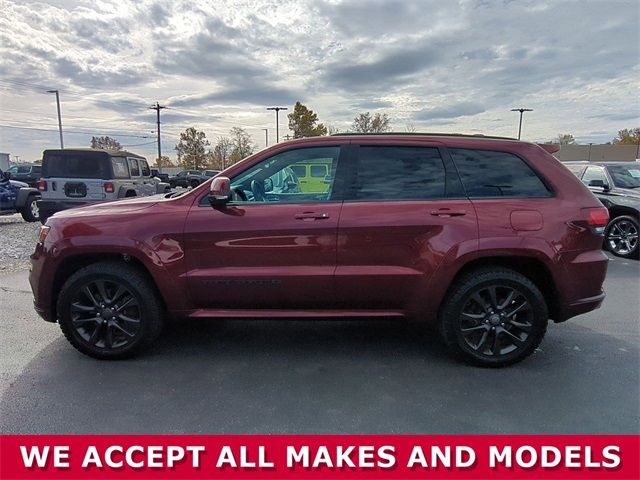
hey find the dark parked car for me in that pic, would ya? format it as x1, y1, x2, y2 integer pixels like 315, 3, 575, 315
6, 163, 42, 187
31, 134, 609, 366
565, 161, 639, 259
0, 170, 41, 222
150, 169, 170, 182
169, 170, 219, 188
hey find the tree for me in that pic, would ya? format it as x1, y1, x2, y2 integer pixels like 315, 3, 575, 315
352, 112, 391, 133
229, 127, 255, 165
211, 136, 233, 170
153, 156, 173, 168
175, 127, 210, 170
90, 136, 122, 150
613, 128, 640, 145
287, 101, 328, 138
405, 122, 416, 133
557, 134, 577, 145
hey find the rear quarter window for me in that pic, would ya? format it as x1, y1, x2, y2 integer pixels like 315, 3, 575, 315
111, 157, 130, 179
449, 148, 552, 198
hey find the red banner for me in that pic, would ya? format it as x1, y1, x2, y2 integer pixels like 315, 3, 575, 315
1, 435, 638, 479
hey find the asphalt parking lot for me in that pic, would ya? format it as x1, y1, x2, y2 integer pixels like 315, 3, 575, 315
0, 217, 638, 434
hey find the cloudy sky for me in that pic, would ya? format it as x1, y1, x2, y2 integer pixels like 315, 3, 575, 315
0, 0, 638, 162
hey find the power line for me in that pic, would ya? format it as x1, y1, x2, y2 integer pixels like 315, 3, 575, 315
0, 124, 153, 138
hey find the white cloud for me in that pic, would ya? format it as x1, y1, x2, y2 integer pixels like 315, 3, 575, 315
0, 0, 638, 160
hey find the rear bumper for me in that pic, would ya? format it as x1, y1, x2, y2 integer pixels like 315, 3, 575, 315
554, 249, 609, 322
38, 200, 91, 216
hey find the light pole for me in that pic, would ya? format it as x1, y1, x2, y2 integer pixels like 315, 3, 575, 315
47, 90, 64, 148
262, 128, 269, 148
149, 102, 166, 172
267, 107, 288, 143
510, 108, 533, 140
588, 143, 593, 162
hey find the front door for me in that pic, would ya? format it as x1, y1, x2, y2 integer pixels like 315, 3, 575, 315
183, 145, 346, 309
335, 143, 478, 312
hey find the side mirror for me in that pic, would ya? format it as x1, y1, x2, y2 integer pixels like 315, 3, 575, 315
264, 178, 273, 192
588, 179, 610, 191
209, 176, 231, 207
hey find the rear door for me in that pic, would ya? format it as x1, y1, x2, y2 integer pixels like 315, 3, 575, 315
40, 151, 110, 202
127, 157, 143, 195
335, 142, 478, 312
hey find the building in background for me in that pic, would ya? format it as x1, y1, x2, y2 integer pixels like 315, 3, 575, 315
0, 153, 9, 171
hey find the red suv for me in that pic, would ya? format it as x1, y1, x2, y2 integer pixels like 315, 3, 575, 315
30, 134, 609, 366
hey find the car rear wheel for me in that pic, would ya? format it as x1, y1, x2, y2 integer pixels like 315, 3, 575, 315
439, 268, 548, 367
58, 262, 163, 359
190, 179, 200, 188
605, 215, 639, 259
20, 195, 40, 222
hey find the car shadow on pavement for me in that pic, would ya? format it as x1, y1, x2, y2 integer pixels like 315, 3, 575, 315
1, 319, 638, 434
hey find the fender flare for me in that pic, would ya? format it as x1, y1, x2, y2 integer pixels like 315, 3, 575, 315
16, 187, 40, 208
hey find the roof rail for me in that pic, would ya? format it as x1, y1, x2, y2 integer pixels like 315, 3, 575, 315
330, 132, 518, 141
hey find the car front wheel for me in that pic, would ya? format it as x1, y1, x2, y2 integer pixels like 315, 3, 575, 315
57, 262, 164, 359
605, 215, 639, 259
439, 268, 548, 367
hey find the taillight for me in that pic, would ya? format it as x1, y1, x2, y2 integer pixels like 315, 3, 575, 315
584, 207, 609, 234
36, 180, 47, 191
104, 182, 115, 193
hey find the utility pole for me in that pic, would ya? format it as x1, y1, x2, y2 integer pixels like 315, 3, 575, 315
283, 134, 293, 140
262, 128, 269, 148
47, 90, 64, 148
588, 143, 593, 162
267, 107, 288, 143
510, 108, 533, 140
149, 102, 166, 172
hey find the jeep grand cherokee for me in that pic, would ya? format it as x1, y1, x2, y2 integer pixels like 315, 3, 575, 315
30, 134, 609, 366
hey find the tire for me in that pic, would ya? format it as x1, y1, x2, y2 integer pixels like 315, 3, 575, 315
439, 267, 548, 367
605, 215, 639, 259
57, 262, 164, 360
190, 179, 200, 188
20, 195, 40, 222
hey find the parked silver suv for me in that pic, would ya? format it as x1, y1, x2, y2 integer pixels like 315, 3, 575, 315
37, 149, 170, 223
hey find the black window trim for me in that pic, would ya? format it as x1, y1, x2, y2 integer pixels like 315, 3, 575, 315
445, 146, 556, 200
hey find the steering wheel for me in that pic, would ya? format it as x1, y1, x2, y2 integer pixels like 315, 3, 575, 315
250, 180, 266, 202
232, 187, 247, 202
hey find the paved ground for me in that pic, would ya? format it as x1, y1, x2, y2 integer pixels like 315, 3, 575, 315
0, 253, 638, 434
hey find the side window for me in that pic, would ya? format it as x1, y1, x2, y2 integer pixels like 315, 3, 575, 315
346, 146, 446, 201
111, 157, 130, 179
290, 165, 306, 178
449, 149, 552, 198
128, 158, 140, 177
140, 160, 150, 177
311, 164, 328, 177
230, 147, 340, 203
582, 166, 607, 186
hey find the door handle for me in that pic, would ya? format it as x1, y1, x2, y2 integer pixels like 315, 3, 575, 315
431, 209, 467, 217
294, 212, 330, 220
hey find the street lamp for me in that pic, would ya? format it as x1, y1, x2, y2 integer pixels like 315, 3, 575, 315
47, 90, 64, 148
510, 108, 533, 140
267, 107, 288, 143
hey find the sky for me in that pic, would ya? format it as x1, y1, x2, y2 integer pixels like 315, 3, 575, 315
0, 0, 638, 162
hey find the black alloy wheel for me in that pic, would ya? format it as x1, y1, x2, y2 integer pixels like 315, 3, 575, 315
58, 262, 163, 359
459, 285, 533, 357
68, 280, 142, 350
439, 268, 548, 367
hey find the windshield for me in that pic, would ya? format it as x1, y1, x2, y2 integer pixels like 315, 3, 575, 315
608, 165, 640, 188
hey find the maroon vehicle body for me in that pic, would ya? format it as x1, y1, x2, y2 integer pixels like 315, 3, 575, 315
30, 134, 609, 364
